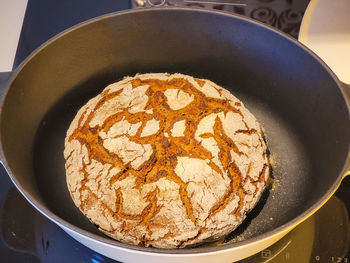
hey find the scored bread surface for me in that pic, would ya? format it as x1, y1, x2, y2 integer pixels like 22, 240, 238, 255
64, 73, 270, 248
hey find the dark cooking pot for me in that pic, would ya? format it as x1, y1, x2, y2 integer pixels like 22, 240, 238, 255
0, 8, 349, 262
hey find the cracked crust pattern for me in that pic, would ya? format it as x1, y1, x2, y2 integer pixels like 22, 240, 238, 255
64, 73, 270, 248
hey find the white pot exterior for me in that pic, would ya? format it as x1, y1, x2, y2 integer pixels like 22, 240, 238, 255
60, 225, 292, 263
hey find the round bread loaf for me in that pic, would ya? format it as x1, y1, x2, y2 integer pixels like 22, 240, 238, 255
64, 73, 270, 248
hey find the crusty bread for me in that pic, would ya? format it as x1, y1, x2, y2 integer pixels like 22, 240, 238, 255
64, 73, 269, 248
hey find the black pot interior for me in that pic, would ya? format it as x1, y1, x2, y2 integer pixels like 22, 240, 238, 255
1, 8, 349, 252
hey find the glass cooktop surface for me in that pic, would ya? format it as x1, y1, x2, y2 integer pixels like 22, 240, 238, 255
1, 0, 349, 262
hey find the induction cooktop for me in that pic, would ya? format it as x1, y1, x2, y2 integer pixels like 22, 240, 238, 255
1, 0, 349, 262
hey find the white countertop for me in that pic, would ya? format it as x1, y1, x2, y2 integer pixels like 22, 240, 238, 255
299, 0, 350, 84
0, 0, 28, 72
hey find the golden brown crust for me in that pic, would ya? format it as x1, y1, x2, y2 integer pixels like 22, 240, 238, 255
64, 73, 269, 248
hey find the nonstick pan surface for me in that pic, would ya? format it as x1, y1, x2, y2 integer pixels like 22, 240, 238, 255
0, 7, 349, 259
33, 68, 313, 247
